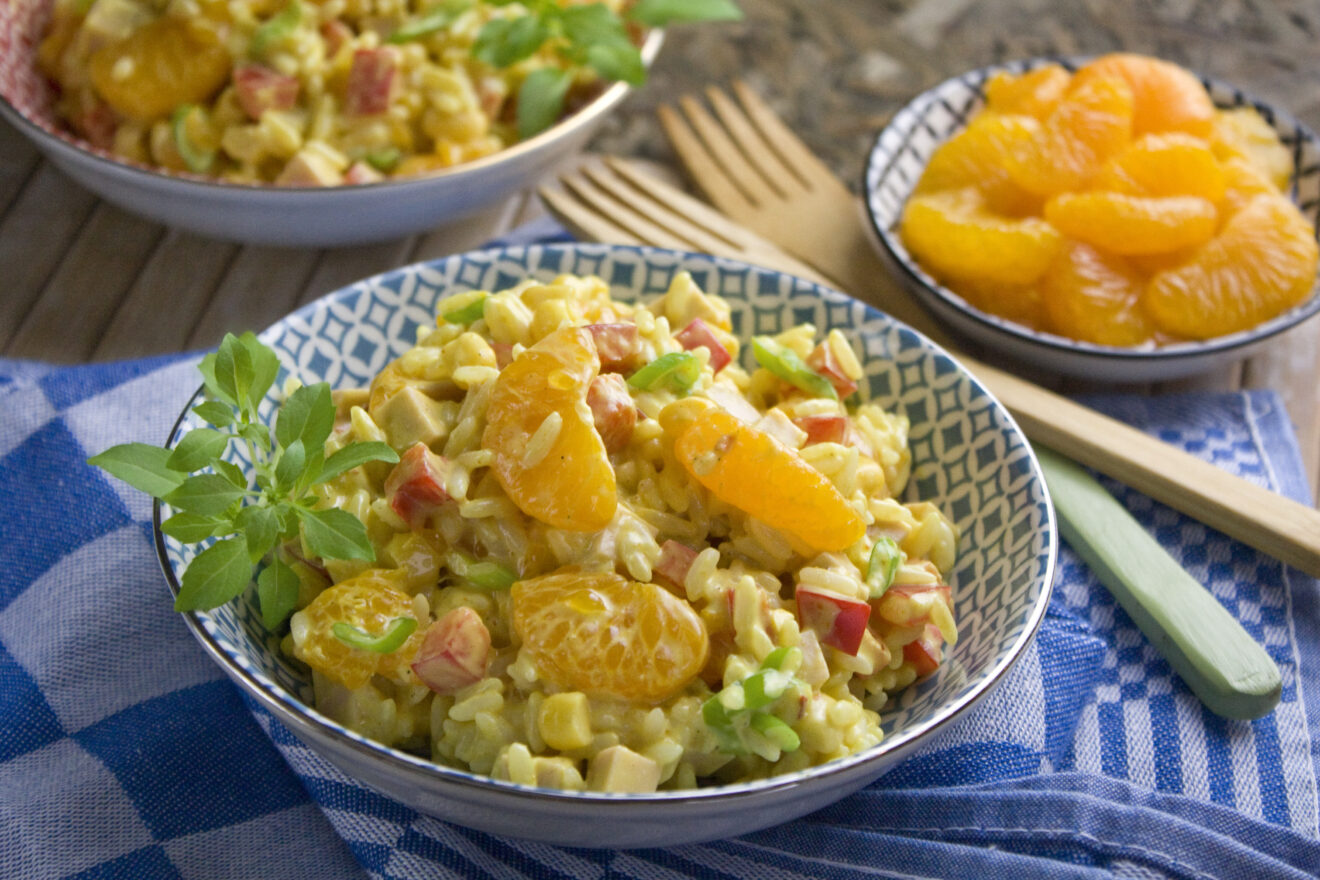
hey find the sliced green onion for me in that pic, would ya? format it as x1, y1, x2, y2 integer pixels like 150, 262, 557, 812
388, 0, 473, 43
332, 616, 417, 652
441, 292, 488, 325
627, 351, 702, 394
251, 0, 302, 56
751, 337, 836, 400
171, 105, 215, 174
365, 147, 402, 172
760, 645, 794, 671
751, 712, 801, 752
447, 551, 517, 591
865, 537, 903, 598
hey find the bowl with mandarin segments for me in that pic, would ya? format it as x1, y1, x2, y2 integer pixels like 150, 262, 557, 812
863, 57, 1320, 383
0, 0, 662, 247
154, 243, 1057, 847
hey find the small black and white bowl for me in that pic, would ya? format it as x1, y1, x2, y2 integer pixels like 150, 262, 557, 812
863, 58, 1320, 383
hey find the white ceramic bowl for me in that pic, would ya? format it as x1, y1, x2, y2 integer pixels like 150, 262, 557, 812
0, 0, 661, 247
863, 58, 1320, 383
155, 243, 1057, 847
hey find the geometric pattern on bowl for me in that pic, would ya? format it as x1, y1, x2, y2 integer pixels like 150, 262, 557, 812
156, 243, 1055, 831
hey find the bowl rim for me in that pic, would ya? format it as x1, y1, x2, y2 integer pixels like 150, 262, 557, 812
153, 241, 1059, 805
0, 20, 663, 195
861, 55, 1320, 366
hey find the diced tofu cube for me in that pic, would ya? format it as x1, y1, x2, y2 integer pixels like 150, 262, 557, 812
373, 384, 450, 450
538, 692, 593, 751
755, 408, 807, 449
586, 745, 661, 793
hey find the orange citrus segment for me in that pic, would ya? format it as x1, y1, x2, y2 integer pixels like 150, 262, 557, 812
914, 113, 1043, 215
900, 188, 1062, 285
1094, 133, 1227, 201
1210, 107, 1292, 192
511, 570, 709, 704
292, 570, 422, 689
1145, 194, 1319, 338
1218, 156, 1281, 219
1044, 192, 1218, 256
957, 279, 1046, 329
1041, 242, 1157, 346
1002, 73, 1134, 196
1073, 53, 1215, 138
984, 64, 1072, 119
89, 18, 231, 122
483, 326, 617, 531
671, 398, 865, 553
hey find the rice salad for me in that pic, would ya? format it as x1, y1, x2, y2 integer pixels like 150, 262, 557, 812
283, 271, 960, 793
37, 0, 628, 184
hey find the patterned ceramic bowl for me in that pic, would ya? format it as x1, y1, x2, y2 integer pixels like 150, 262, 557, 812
155, 243, 1056, 847
864, 58, 1320, 383
0, 0, 661, 247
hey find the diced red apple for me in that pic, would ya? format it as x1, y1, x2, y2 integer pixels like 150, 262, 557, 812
78, 102, 118, 150
807, 341, 858, 398
675, 318, 732, 372
903, 623, 944, 678
586, 372, 637, 453
233, 63, 300, 120
655, 540, 698, 589
793, 413, 848, 445
492, 341, 515, 370
384, 441, 452, 529
344, 161, 384, 185
345, 48, 396, 116
412, 607, 491, 694
320, 19, 353, 55
585, 323, 642, 373
795, 586, 871, 656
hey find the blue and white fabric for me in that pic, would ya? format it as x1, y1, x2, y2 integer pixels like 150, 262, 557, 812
3, 222, 1320, 878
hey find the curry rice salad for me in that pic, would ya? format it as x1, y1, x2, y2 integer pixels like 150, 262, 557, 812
282, 271, 959, 793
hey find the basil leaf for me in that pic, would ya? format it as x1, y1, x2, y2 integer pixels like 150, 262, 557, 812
166, 474, 246, 516
240, 421, 271, 451
161, 512, 231, 543
166, 428, 229, 473
275, 382, 334, 453
318, 441, 400, 484
174, 537, 252, 611
628, 0, 743, 26
585, 42, 645, 85
214, 459, 248, 489
562, 3, 631, 47
240, 332, 281, 410
516, 67, 573, 139
298, 507, 376, 561
236, 505, 280, 563
197, 352, 234, 407
88, 443, 186, 499
192, 400, 234, 428
275, 438, 307, 492
257, 558, 302, 630
474, 15, 549, 68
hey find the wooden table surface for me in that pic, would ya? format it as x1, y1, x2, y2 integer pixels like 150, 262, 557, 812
3, 0, 1319, 501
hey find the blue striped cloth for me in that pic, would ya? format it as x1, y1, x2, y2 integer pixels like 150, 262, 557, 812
4, 229, 1320, 878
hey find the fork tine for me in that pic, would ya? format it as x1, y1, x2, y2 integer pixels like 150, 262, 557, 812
658, 101, 760, 222
703, 86, 805, 195
537, 184, 644, 247
730, 80, 841, 189
580, 165, 747, 256
556, 170, 694, 251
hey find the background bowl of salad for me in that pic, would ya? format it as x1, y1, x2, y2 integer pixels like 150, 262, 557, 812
0, 0, 693, 246
153, 242, 1057, 847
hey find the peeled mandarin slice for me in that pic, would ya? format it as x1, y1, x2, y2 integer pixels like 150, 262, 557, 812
1094, 132, 1227, 201
1041, 242, 1157, 346
1044, 192, 1217, 256
984, 64, 1072, 119
511, 570, 709, 704
483, 326, 617, 531
670, 398, 865, 553
1210, 107, 1292, 192
915, 113, 1043, 215
89, 17, 232, 122
1218, 156, 1281, 219
957, 278, 1047, 329
1073, 53, 1215, 138
900, 188, 1062, 285
1002, 73, 1134, 197
292, 570, 422, 689
1145, 194, 1319, 338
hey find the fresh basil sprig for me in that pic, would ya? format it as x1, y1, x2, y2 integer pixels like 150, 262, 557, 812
89, 332, 399, 624
461, 0, 741, 139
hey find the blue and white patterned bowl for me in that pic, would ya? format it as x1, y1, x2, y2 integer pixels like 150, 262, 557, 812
155, 243, 1057, 847
864, 58, 1320, 383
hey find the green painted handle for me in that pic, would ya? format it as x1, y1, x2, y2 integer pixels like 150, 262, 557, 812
1035, 445, 1281, 720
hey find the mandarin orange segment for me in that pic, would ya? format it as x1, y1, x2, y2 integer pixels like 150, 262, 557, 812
511, 570, 709, 704
1094, 133, 1227, 201
1041, 242, 1157, 346
1073, 53, 1215, 138
1210, 107, 1293, 192
1002, 73, 1134, 196
1218, 157, 1281, 219
1044, 192, 1217, 256
984, 65, 1072, 119
957, 279, 1047, 329
484, 326, 617, 531
293, 570, 422, 689
900, 188, 1062, 285
671, 398, 864, 553
914, 113, 1043, 215
89, 18, 232, 122
1145, 194, 1319, 338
